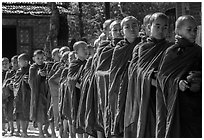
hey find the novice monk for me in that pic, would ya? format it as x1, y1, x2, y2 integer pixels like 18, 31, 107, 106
2, 57, 10, 136
124, 12, 172, 138
66, 41, 88, 138
107, 16, 141, 137
48, 51, 70, 138
156, 15, 202, 138
95, 20, 123, 137
3, 55, 19, 136
13, 53, 31, 137
28, 50, 50, 138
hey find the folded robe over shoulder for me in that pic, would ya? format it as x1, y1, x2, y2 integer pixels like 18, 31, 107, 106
156, 38, 202, 138
28, 63, 49, 124
13, 65, 31, 120
124, 38, 172, 138
108, 38, 141, 137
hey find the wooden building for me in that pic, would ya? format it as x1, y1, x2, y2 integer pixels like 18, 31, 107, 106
2, 2, 70, 59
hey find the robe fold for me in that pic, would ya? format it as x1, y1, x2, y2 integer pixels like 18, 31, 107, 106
84, 55, 100, 137
58, 67, 69, 122
108, 38, 141, 137
65, 59, 86, 132
156, 37, 202, 138
28, 63, 49, 124
124, 37, 172, 137
13, 65, 31, 121
95, 38, 122, 137
3, 69, 17, 121
76, 57, 93, 134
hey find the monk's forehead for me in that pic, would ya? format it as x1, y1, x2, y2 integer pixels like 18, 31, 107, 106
123, 18, 138, 25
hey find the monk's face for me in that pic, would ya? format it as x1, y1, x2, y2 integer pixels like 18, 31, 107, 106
110, 23, 122, 39
2, 59, 10, 71
33, 54, 45, 65
11, 58, 18, 70
76, 44, 88, 60
18, 58, 28, 68
122, 19, 139, 42
177, 20, 197, 43
149, 17, 168, 40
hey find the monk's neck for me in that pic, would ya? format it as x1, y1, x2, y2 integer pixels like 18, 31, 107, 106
126, 37, 136, 43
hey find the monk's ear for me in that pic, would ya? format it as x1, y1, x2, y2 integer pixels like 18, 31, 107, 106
147, 23, 151, 32
120, 29, 124, 36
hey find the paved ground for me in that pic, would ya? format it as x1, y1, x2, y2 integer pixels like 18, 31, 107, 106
2, 121, 60, 138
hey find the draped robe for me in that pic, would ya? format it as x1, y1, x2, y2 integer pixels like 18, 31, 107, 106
28, 63, 49, 124
156, 37, 202, 138
108, 38, 141, 137
13, 65, 31, 121
124, 38, 172, 137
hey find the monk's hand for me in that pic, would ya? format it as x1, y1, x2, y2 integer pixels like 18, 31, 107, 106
179, 80, 189, 92
39, 70, 46, 77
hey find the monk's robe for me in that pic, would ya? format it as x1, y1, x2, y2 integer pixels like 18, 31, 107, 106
107, 37, 141, 137
13, 65, 31, 121
2, 69, 17, 121
76, 57, 94, 134
84, 54, 102, 137
28, 63, 50, 124
48, 63, 64, 126
124, 37, 172, 138
2, 69, 8, 123
156, 37, 202, 138
66, 58, 87, 132
58, 67, 69, 124
48, 61, 61, 79
95, 38, 122, 137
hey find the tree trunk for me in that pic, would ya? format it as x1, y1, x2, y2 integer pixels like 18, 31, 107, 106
78, 2, 84, 38
104, 2, 110, 19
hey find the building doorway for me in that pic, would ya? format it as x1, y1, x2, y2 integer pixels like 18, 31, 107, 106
2, 26, 17, 60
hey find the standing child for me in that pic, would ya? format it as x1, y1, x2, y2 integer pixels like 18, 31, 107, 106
2, 57, 10, 136
124, 12, 172, 138
3, 55, 19, 136
12, 53, 31, 137
107, 16, 141, 137
66, 41, 88, 138
95, 20, 123, 137
156, 15, 202, 138
28, 50, 50, 138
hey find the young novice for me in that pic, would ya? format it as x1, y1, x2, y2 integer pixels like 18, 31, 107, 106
107, 16, 141, 137
52, 48, 60, 62
124, 12, 172, 138
2, 55, 19, 136
48, 51, 70, 138
156, 15, 201, 138
94, 20, 123, 138
140, 14, 152, 40
12, 53, 31, 137
65, 41, 88, 138
94, 19, 114, 49
2, 57, 10, 136
28, 50, 50, 138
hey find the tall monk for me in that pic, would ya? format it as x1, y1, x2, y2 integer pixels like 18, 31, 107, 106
65, 41, 88, 138
108, 16, 141, 137
95, 20, 123, 137
124, 12, 172, 138
156, 15, 202, 138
